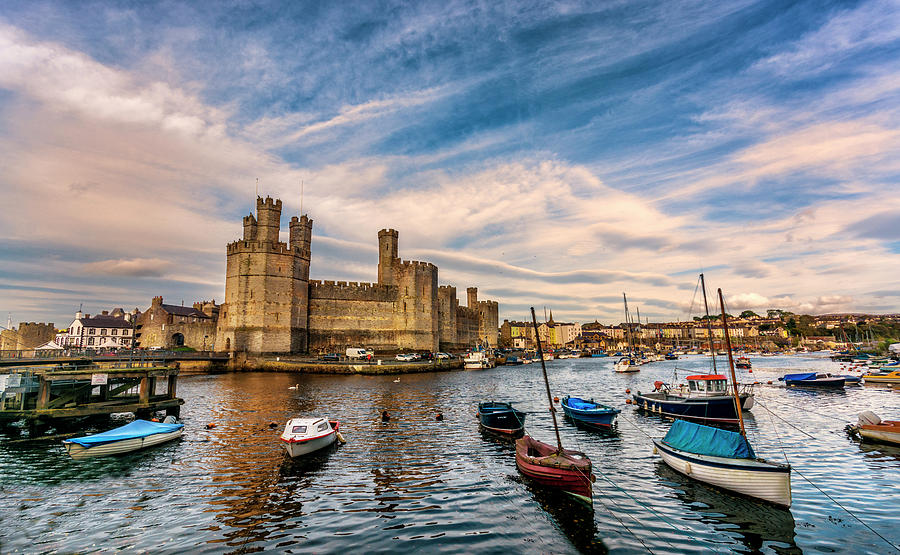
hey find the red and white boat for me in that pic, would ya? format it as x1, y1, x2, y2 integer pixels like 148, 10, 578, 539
280, 417, 340, 457
853, 411, 900, 446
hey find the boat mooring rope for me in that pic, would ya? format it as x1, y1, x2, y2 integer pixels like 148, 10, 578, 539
752, 399, 817, 440
754, 396, 853, 424
762, 405, 900, 553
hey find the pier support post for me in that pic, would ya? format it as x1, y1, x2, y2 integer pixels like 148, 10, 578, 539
167, 375, 178, 399
139, 377, 150, 405
37, 379, 51, 409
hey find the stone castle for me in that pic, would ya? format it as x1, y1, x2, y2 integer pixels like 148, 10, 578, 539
214, 197, 498, 355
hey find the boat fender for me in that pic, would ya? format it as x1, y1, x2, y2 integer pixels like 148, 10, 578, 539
684, 462, 692, 475
643, 401, 648, 410
336, 431, 346, 444
553, 397, 559, 403
626, 399, 632, 405
652, 446, 657, 454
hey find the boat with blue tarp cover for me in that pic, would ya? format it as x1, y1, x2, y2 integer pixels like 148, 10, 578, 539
652, 287, 792, 507
477, 401, 526, 437
63, 418, 184, 459
779, 372, 845, 388
560, 396, 620, 429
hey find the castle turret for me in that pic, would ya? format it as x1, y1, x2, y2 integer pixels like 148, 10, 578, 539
290, 215, 313, 259
378, 229, 399, 286
243, 214, 257, 241
256, 196, 282, 243
467, 287, 478, 308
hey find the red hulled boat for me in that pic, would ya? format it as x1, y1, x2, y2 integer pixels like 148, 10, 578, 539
515, 307, 595, 506
516, 435, 594, 504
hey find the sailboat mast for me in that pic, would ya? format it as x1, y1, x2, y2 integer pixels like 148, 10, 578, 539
531, 306, 563, 452
699, 274, 718, 373
623, 293, 634, 354
718, 288, 746, 436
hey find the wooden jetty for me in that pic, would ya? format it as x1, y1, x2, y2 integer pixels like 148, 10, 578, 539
0, 363, 183, 433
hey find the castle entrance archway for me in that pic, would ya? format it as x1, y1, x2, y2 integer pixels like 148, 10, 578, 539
172, 333, 185, 347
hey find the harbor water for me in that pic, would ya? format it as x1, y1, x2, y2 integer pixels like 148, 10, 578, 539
1, 354, 898, 553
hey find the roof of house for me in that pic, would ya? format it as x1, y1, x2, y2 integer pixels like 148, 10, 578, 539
160, 304, 210, 319
79, 315, 132, 329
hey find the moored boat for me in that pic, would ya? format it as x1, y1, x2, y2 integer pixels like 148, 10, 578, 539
515, 435, 594, 505
477, 401, 526, 437
561, 396, 620, 429
515, 307, 595, 506
862, 370, 900, 384
735, 357, 751, 369
652, 288, 792, 507
280, 417, 340, 457
63, 418, 184, 459
464, 347, 495, 369
850, 411, 900, 446
631, 374, 754, 424
779, 372, 845, 388
614, 356, 638, 373
652, 420, 792, 507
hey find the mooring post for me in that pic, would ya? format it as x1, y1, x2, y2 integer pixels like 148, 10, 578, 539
167, 374, 178, 399
37, 377, 51, 409
139, 376, 150, 405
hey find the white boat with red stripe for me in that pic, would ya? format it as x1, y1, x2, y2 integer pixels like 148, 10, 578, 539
280, 417, 340, 457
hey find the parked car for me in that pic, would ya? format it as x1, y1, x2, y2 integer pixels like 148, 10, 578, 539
395, 353, 415, 361
420, 352, 434, 361
320, 353, 340, 361
435, 352, 451, 359
346, 348, 368, 359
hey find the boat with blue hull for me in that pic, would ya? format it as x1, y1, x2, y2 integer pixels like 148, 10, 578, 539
63, 418, 184, 459
477, 401, 526, 437
561, 396, 620, 429
631, 374, 754, 425
779, 373, 845, 388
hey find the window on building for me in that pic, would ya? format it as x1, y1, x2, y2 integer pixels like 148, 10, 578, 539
89, 328, 96, 335
111, 329, 117, 336
88, 337, 95, 345
101, 329, 107, 335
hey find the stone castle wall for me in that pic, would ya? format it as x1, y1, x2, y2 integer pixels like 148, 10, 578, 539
1, 322, 56, 350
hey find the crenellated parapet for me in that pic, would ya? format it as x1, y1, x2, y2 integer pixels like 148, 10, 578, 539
226, 240, 295, 256
309, 280, 396, 302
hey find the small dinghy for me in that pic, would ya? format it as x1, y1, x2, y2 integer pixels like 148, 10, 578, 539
561, 396, 620, 429
515, 307, 595, 506
280, 417, 340, 457
63, 417, 184, 460
516, 435, 594, 505
850, 411, 900, 446
477, 401, 526, 437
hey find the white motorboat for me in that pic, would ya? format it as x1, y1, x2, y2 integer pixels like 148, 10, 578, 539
280, 417, 340, 457
63, 418, 184, 460
614, 356, 638, 373
464, 349, 494, 369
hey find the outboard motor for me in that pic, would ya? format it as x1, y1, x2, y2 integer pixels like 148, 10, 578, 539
163, 415, 178, 424
858, 411, 881, 427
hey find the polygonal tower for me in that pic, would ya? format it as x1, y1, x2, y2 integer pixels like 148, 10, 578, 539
215, 196, 312, 354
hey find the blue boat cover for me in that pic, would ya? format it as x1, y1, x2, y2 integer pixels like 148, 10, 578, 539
566, 397, 605, 411
662, 419, 755, 459
65, 420, 183, 447
782, 372, 817, 381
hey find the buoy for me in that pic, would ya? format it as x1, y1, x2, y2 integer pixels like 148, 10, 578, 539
553, 397, 559, 403
151, 417, 159, 422
205, 423, 217, 430
748, 369, 753, 373
336, 431, 346, 444
767, 380, 773, 385
625, 388, 631, 394
626, 399, 632, 405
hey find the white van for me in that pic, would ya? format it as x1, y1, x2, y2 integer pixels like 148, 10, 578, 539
346, 348, 368, 359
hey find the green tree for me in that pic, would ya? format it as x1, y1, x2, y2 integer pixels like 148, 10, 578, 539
740, 310, 759, 319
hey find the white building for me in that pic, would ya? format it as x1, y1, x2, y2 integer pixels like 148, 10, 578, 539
63, 310, 136, 349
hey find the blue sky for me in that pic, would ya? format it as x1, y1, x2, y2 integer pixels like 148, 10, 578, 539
1, 0, 899, 328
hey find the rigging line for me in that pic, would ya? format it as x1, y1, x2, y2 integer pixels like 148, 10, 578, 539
751, 399, 817, 440
593, 469, 704, 549
794, 466, 900, 553
591, 490, 657, 554
755, 396, 853, 424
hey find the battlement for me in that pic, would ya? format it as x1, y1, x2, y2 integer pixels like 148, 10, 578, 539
257, 196, 282, 211
227, 240, 295, 256
399, 259, 437, 271
378, 229, 398, 238
309, 279, 396, 302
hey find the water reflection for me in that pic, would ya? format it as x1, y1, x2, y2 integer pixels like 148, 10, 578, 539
521, 480, 604, 554
655, 463, 799, 554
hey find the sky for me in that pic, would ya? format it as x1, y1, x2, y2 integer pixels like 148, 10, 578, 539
1, 0, 899, 329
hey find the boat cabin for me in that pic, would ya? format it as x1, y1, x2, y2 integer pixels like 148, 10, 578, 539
686, 374, 729, 396
281, 417, 333, 442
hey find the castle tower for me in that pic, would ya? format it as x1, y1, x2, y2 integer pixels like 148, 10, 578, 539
467, 287, 478, 309
215, 196, 311, 354
377, 229, 399, 286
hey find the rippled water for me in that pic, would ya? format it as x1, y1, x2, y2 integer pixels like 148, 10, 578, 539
1, 355, 899, 554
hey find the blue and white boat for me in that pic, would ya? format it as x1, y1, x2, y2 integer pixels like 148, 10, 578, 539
561, 396, 620, 429
652, 288, 792, 507
63, 418, 184, 459
652, 420, 791, 507
779, 372, 845, 388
